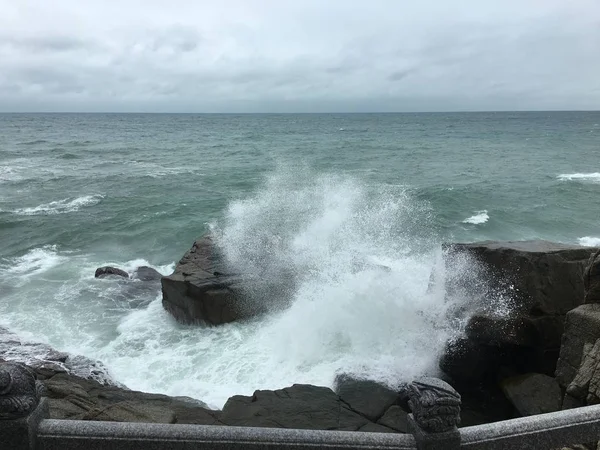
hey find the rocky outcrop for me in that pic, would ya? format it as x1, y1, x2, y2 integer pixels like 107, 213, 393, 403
445, 241, 596, 316
566, 339, 600, 404
220, 384, 372, 430
556, 304, 600, 389
40, 372, 219, 424
500, 373, 562, 416
161, 236, 257, 325
441, 241, 599, 385
0, 327, 113, 385
94, 266, 129, 278
333, 374, 404, 422
584, 249, 600, 304
132, 266, 162, 281
95, 265, 163, 282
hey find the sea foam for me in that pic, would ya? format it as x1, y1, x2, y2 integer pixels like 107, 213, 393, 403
2, 245, 67, 277
13, 195, 103, 215
462, 210, 489, 225
558, 173, 600, 183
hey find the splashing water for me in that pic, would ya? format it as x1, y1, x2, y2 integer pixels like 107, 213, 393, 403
206, 170, 472, 390
1, 169, 498, 409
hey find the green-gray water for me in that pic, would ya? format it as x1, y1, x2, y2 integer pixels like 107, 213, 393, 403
1, 112, 599, 407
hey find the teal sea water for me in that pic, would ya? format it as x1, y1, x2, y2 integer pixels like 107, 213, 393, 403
1, 112, 599, 407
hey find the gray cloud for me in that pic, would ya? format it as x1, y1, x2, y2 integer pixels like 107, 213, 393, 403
0, 0, 599, 112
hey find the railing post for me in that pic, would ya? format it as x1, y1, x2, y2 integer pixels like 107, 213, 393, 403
0, 362, 48, 450
407, 377, 462, 450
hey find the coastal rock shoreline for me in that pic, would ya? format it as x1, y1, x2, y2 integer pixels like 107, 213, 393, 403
3, 238, 600, 433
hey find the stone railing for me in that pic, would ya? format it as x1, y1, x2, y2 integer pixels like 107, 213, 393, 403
2, 363, 600, 450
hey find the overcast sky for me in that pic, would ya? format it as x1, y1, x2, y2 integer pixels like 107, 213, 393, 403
1, 0, 599, 112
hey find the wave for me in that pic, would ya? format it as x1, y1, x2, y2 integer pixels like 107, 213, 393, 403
17, 139, 49, 146
129, 161, 199, 179
0, 165, 23, 183
558, 173, 600, 183
579, 237, 600, 247
13, 195, 103, 215
462, 210, 489, 225
59, 153, 79, 160
1, 245, 67, 277
91, 169, 506, 408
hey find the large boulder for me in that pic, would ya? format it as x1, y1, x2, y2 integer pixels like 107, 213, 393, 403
220, 384, 373, 431
161, 236, 254, 325
444, 240, 596, 316
556, 304, 600, 389
441, 241, 598, 384
41, 372, 220, 424
132, 266, 163, 282
584, 249, 600, 304
500, 373, 562, 416
566, 339, 600, 404
333, 374, 403, 422
94, 266, 129, 279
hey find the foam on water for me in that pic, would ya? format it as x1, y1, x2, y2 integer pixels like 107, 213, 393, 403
1, 245, 67, 277
558, 173, 600, 183
579, 237, 600, 247
462, 210, 489, 225
13, 195, 104, 215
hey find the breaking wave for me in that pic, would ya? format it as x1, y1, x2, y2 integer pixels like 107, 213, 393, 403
462, 210, 489, 225
558, 173, 600, 183
1, 245, 67, 278
13, 195, 103, 215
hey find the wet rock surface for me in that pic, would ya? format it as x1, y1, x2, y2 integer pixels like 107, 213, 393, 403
160, 236, 255, 325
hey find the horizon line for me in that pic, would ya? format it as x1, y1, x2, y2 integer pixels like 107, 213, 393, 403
1, 109, 599, 114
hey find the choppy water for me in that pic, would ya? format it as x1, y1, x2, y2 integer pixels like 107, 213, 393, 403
1, 112, 599, 408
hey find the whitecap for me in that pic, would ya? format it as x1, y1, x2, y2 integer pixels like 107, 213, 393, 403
2, 245, 66, 277
558, 173, 600, 183
579, 237, 600, 247
462, 210, 489, 225
13, 195, 103, 215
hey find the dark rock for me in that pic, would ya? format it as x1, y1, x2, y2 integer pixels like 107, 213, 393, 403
42, 372, 220, 424
556, 304, 600, 389
584, 249, 600, 304
333, 374, 401, 422
441, 241, 598, 386
132, 266, 163, 282
0, 327, 114, 385
465, 315, 540, 347
444, 241, 597, 316
458, 384, 516, 426
440, 337, 503, 383
161, 236, 253, 325
377, 405, 409, 432
220, 384, 370, 430
95, 266, 129, 279
562, 393, 585, 410
566, 338, 600, 405
500, 373, 562, 416
83, 401, 177, 423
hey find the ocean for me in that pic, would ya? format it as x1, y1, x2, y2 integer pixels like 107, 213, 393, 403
0, 111, 599, 409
